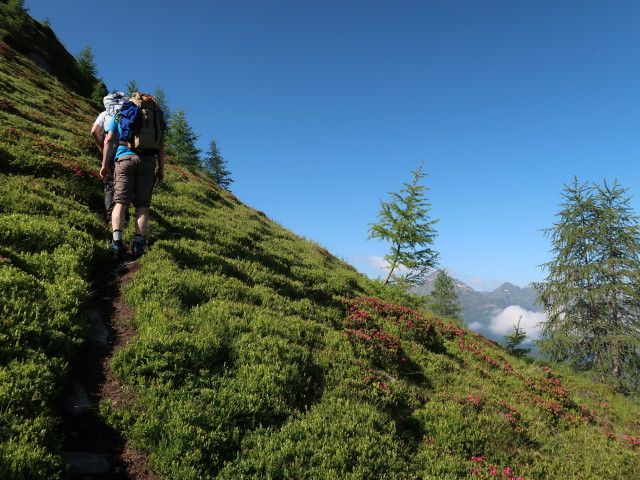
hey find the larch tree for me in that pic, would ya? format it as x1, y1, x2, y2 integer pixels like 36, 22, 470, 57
368, 162, 439, 286
591, 180, 640, 389
533, 178, 640, 393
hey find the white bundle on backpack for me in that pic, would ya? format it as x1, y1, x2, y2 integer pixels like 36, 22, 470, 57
103, 91, 128, 116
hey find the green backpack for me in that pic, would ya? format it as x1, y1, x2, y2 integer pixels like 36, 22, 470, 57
127, 92, 166, 152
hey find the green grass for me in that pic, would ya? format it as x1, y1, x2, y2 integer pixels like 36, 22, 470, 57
0, 29, 107, 477
1, 11, 639, 480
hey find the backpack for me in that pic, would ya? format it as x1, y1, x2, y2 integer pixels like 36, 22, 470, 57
119, 92, 166, 152
103, 91, 128, 117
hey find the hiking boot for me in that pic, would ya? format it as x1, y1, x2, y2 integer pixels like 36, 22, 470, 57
112, 240, 125, 260
131, 241, 145, 258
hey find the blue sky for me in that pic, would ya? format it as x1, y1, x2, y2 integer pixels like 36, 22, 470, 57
25, 0, 640, 291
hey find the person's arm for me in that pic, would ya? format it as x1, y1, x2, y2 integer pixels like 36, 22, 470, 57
91, 123, 104, 149
91, 112, 106, 148
155, 141, 165, 185
100, 130, 116, 180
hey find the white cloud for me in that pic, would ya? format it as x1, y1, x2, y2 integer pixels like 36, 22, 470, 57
363, 255, 388, 271
354, 255, 410, 276
487, 305, 546, 341
351, 255, 387, 280
468, 321, 485, 331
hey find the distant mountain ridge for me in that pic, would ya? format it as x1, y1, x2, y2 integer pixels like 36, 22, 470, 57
413, 271, 541, 329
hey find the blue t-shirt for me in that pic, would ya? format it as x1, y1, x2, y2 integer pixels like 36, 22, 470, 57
106, 117, 135, 159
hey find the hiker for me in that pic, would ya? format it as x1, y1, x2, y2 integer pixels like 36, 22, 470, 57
91, 92, 128, 223
100, 92, 166, 259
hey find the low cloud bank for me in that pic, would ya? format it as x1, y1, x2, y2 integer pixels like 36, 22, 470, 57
486, 305, 546, 341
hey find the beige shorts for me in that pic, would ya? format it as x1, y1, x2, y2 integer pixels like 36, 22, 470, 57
113, 154, 156, 208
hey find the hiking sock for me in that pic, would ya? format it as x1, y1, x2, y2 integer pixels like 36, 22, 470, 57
111, 230, 125, 259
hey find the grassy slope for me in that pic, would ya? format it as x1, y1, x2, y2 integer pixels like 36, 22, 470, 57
1, 11, 639, 480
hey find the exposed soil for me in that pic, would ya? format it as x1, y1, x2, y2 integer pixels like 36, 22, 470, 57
57, 258, 159, 480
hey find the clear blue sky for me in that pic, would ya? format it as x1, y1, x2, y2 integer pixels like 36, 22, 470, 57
25, 0, 640, 291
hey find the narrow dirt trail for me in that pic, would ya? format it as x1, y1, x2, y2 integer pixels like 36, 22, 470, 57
57, 259, 159, 480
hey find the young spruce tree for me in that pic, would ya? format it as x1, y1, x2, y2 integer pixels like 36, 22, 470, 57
533, 178, 640, 393
368, 162, 439, 286
75, 45, 97, 80
90, 79, 108, 110
75, 45, 105, 106
203, 140, 233, 190
504, 317, 531, 358
164, 108, 201, 168
152, 86, 172, 126
126, 79, 140, 97
426, 269, 462, 321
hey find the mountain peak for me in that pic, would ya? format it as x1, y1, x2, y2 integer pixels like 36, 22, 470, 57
493, 282, 521, 294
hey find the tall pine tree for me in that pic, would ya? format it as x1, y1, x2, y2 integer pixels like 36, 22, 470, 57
533, 178, 640, 393
203, 140, 233, 190
368, 162, 439, 286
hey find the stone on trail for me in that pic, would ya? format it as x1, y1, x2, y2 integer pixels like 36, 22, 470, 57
63, 451, 110, 474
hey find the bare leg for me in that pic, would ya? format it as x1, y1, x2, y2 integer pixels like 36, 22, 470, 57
135, 207, 150, 236
111, 203, 127, 233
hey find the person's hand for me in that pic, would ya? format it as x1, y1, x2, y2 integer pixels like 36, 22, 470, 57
100, 164, 111, 180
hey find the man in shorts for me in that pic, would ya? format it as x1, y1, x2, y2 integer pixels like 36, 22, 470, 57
100, 98, 165, 260
91, 92, 127, 223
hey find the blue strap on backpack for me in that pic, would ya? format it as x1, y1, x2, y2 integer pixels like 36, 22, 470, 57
117, 101, 140, 143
